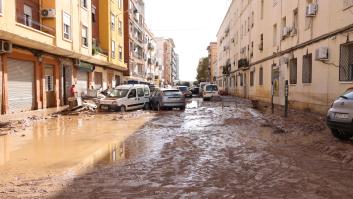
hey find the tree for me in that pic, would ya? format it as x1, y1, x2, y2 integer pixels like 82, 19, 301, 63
196, 57, 209, 82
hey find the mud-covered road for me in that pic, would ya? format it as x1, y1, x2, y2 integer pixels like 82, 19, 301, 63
2, 97, 353, 198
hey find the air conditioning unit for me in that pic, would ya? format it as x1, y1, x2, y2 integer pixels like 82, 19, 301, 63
282, 27, 291, 39
306, 4, 318, 17
0, 40, 12, 54
291, 27, 298, 36
315, 47, 329, 60
41, 9, 56, 18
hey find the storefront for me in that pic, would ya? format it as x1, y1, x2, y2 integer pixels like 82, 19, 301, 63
76, 61, 94, 97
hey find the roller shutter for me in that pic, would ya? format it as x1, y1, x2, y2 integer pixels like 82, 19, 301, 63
8, 58, 34, 113
77, 70, 88, 97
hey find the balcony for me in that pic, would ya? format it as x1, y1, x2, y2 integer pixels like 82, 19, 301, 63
16, 15, 56, 36
238, 58, 249, 69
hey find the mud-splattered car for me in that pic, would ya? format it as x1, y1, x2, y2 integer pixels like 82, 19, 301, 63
327, 88, 353, 140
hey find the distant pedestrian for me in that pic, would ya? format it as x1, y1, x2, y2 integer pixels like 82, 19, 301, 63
70, 84, 77, 97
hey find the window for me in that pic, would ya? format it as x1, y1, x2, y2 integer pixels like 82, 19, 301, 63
250, 71, 254, 86
63, 12, 71, 40
111, 14, 115, 30
251, 42, 254, 57
45, 75, 54, 91
118, 20, 122, 35
128, 89, 136, 98
0, 0, 3, 16
111, 40, 116, 58
293, 8, 298, 34
289, 58, 297, 84
81, 0, 88, 8
259, 67, 263, 85
251, 12, 254, 28
240, 73, 244, 86
302, 54, 312, 83
82, 25, 88, 47
137, 88, 144, 97
118, 0, 122, 9
339, 43, 353, 81
92, 6, 96, 23
118, 46, 122, 60
273, 24, 277, 46
24, 4, 32, 27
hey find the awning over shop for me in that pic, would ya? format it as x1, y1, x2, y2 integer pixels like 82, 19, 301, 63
78, 62, 95, 72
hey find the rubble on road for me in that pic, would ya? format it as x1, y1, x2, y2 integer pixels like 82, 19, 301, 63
0, 115, 47, 136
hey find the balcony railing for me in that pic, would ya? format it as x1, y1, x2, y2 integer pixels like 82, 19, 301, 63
16, 15, 56, 36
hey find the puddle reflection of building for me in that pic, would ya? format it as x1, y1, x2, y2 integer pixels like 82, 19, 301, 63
0, 135, 9, 166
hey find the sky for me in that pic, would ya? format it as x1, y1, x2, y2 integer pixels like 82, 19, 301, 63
145, 0, 232, 82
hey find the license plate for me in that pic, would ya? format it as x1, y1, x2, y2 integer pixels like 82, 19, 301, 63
335, 113, 349, 119
101, 105, 109, 110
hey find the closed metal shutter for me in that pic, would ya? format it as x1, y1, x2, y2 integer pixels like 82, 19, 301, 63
77, 70, 88, 97
0, 57, 2, 111
8, 58, 34, 113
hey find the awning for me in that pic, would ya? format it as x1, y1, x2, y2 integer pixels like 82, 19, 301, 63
78, 62, 95, 72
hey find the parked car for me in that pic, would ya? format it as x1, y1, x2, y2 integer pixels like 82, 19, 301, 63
190, 86, 200, 95
203, 84, 219, 101
199, 82, 210, 96
327, 88, 353, 140
98, 84, 150, 112
177, 86, 192, 98
150, 88, 186, 111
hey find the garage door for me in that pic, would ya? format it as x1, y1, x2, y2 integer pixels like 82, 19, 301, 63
8, 58, 34, 113
77, 70, 88, 97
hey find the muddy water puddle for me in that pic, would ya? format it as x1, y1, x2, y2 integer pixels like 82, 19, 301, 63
0, 113, 155, 182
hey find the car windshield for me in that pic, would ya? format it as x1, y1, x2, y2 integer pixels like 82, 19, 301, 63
206, 85, 218, 91
108, 89, 129, 98
341, 88, 353, 100
163, 90, 181, 96
178, 87, 188, 92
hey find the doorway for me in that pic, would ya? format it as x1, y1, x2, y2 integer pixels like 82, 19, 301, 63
45, 65, 55, 108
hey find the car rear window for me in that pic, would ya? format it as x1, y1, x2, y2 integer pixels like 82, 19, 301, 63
206, 85, 218, 91
178, 87, 188, 92
163, 90, 181, 96
341, 89, 353, 100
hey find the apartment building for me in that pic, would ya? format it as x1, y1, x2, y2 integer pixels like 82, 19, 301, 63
0, 0, 127, 114
217, 0, 353, 113
123, 0, 146, 83
144, 27, 158, 85
207, 42, 218, 83
155, 38, 177, 86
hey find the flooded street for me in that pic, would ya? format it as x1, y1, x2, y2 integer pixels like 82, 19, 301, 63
2, 98, 353, 198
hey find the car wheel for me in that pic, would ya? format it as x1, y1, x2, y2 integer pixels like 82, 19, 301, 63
120, 105, 127, 113
143, 103, 150, 110
330, 129, 353, 140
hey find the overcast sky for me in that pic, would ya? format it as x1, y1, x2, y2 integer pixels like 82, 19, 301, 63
145, 0, 232, 82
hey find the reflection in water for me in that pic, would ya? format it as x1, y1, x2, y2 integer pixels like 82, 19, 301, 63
0, 135, 9, 166
0, 114, 152, 181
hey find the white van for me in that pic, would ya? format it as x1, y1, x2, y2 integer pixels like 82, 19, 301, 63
98, 84, 150, 112
199, 82, 210, 96
203, 84, 219, 101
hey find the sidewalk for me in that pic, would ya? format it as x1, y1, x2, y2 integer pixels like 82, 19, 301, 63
0, 106, 68, 122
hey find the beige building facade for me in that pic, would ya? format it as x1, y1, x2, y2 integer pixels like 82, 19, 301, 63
207, 42, 218, 83
217, 0, 353, 113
